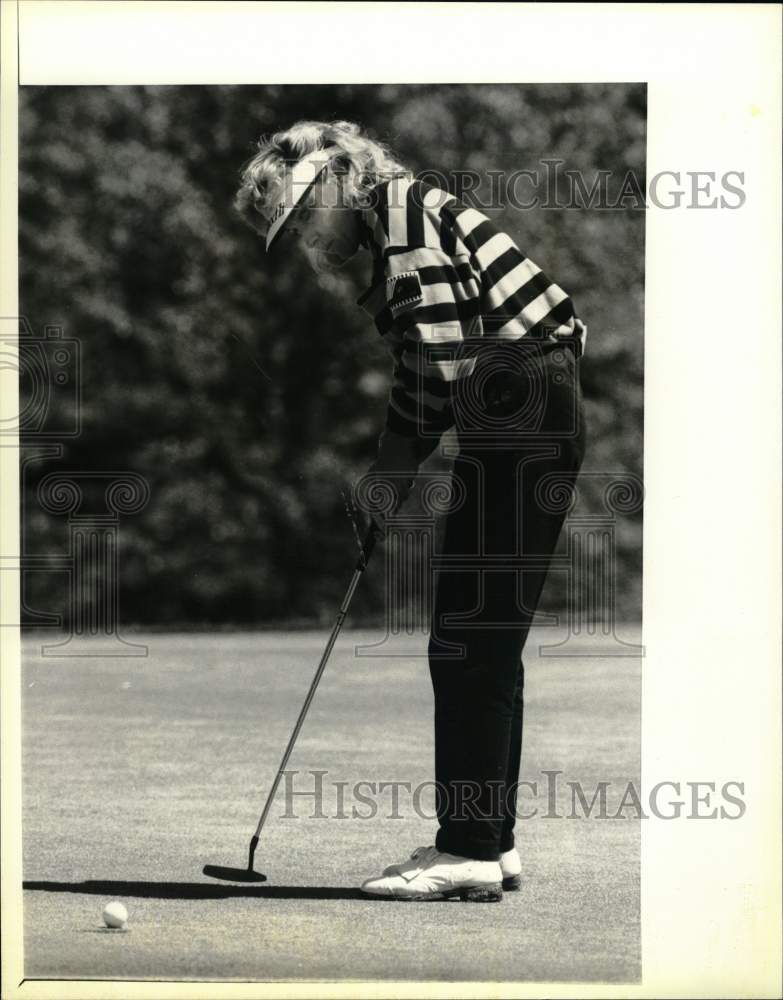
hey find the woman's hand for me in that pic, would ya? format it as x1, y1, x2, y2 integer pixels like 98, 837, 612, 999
362, 429, 422, 534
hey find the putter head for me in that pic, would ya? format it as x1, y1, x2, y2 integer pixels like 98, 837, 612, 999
202, 864, 267, 883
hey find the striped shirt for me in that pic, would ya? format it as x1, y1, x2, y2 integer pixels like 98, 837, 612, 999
356, 176, 586, 441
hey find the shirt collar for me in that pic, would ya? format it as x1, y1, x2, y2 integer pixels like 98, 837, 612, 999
355, 196, 385, 309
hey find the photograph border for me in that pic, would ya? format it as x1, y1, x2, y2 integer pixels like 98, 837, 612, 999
2, 3, 781, 998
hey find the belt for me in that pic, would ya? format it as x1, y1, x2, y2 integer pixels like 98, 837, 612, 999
527, 331, 583, 359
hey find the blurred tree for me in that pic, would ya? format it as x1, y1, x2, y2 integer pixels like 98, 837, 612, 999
19, 83, 645, 627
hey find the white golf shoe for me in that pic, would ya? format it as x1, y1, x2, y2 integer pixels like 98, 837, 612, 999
499, 846, 522, 891
382, 844, 522, 891
361, 845, 503, 901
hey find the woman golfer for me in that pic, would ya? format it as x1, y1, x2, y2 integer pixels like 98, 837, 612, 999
235, 120, 586, 901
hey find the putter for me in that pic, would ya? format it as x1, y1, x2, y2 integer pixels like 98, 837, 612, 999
203, 522, 382, 882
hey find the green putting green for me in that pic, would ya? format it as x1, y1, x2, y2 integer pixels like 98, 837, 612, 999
21, 629, 641, 983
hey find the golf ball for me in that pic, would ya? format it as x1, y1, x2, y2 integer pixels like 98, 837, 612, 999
102, 901, 128, 929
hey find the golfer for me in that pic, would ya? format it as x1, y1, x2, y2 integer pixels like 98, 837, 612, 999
234, 120, 586, 901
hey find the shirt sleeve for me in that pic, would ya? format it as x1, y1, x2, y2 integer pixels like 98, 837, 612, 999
381, 246, 482, 445
473, 226, 583, 345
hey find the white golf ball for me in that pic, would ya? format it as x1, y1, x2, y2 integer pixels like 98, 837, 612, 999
102, 901, 128, 929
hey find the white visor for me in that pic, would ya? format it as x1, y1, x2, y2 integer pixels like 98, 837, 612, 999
264, 147, 336, 251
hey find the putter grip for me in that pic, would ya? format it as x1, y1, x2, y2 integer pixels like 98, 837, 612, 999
355, 522, 381, 572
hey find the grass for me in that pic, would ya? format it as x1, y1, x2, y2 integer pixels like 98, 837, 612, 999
21, 628, 641, 983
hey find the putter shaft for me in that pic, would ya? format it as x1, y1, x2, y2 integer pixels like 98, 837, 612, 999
249, 525, 379, 848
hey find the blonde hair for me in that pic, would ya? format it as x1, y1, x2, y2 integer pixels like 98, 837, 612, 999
234, 120, 411, 235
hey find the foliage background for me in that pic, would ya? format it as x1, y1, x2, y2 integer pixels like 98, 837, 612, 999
19, 84, 645, 628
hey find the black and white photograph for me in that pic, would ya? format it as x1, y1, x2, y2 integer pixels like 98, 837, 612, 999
1, 3, 780, 997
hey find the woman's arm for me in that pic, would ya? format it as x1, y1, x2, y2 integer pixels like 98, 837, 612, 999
380, 247, 482, 444
365, 246, 481, 523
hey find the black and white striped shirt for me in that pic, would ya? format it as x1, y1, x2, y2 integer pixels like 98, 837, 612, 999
356, 176, 586, 441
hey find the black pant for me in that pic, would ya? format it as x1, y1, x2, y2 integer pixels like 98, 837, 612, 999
428, 339, 586, 861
